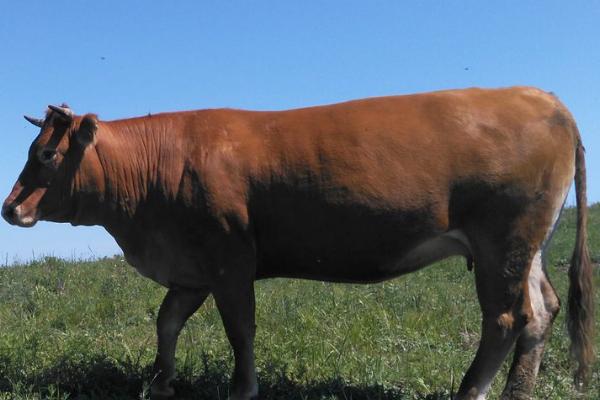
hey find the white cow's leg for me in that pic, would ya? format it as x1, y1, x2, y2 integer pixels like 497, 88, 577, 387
151, 287, 209, 400
213, 278, 258, 400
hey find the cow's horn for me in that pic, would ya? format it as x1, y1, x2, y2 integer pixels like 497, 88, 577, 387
24, 115, 44, 127
48, 105, 73, 119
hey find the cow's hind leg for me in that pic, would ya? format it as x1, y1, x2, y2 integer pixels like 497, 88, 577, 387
151, 287, 209, 400
500, 249, 560, 399
498, 179, 569, 400
500, 196, 566, 399
455, 234, 537, 400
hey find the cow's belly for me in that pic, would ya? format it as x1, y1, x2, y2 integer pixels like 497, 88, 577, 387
251, 192, 460, 282
112, 199, 472, 287
119, 227, 471, 287
255, 229, 472, 283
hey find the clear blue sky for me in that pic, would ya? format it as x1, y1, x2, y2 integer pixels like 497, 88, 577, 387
1, 1, 599, 262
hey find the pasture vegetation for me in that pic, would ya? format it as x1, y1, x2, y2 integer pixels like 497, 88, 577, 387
0, 206, 599, 400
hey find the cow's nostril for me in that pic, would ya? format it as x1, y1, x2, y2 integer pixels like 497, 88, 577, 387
1, 203, 16, 221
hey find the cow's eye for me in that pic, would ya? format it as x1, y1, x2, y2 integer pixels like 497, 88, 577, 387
39, 149, 57, 164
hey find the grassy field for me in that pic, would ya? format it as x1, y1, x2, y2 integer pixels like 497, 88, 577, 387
0, 205, 599, 399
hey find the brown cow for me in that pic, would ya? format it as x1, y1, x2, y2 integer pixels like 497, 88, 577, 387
3, 87, 594, 400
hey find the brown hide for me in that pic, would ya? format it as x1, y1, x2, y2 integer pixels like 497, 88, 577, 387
113, 87, 575, 286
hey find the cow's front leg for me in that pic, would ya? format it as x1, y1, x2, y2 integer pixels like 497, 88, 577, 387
150, 287, 209, 400
213, 276, 258, 400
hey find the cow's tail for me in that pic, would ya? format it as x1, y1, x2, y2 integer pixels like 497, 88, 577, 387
567, 134, 595, 388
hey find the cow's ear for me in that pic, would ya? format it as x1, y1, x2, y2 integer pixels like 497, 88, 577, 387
76, 114, 98, 146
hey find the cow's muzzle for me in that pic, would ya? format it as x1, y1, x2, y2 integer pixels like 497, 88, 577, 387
2, 201, 40, 227
3, 181, 45, 227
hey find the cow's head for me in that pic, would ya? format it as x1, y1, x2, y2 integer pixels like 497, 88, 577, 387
2, 105, 100, 227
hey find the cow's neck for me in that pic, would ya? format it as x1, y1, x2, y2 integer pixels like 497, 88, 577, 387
86, 118, 181, 232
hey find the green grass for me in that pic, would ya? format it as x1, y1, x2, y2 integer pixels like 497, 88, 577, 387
1, 205, 600, 399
